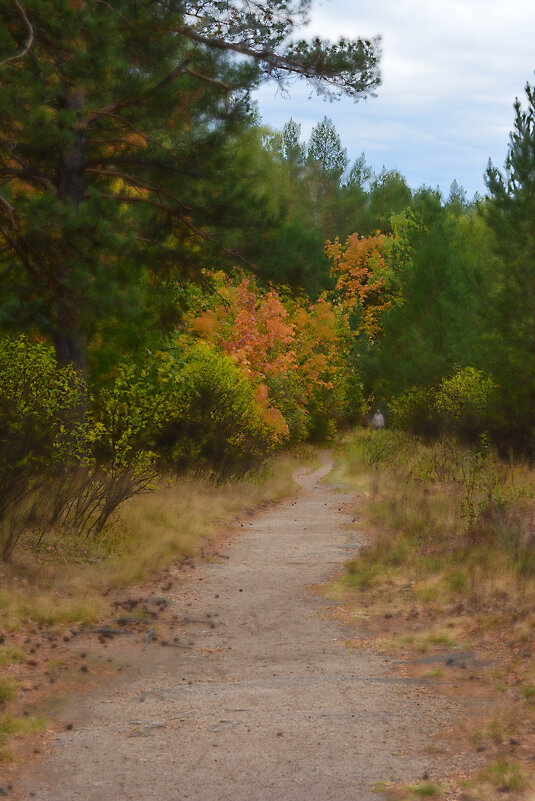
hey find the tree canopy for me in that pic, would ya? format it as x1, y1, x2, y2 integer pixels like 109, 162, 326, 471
0, 0, 381, 374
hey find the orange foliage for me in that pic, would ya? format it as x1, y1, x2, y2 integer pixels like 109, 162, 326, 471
326, 232, 397, 341
191, 276, 296, 380
188, 271, 355, 441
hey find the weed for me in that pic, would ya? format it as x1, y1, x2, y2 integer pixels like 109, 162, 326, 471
0, 715, 46, 742
0, 746, 13, 763
409, 782, 442, 798
335, 429, 535, 625
0, 646, 24, 665
446, 568, 468, 594
480, 759, 528, 793
0, 678, 17, 704
424, 668, 444, 679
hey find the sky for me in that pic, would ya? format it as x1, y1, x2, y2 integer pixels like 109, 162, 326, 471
253, 0, 535, 198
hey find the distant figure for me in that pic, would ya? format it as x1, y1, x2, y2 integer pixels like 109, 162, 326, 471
372, 409, 385, 431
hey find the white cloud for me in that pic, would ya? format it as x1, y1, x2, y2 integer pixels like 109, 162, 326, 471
254, 0, 535, 194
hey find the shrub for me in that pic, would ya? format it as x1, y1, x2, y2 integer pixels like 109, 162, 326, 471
156, 343, 287, 475
391, 367, 496, 442
91, 342, 287, 478
436, 366, 496, 439
390, 385, 439, 437
0, 336, 85, 560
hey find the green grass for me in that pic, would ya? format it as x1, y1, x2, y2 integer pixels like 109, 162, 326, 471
0, 678, 17, 704
409, 782, 442, 798
480, 760, 528, 793
0, 645, 25, 665
0, 715, 46, 742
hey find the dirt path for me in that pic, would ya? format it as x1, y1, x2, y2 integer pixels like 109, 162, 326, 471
21, 458, 469, 801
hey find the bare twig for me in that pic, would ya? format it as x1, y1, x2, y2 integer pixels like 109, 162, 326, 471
0, 194, 16, 228
184, 68, 230, 92
0, 0, 34, 67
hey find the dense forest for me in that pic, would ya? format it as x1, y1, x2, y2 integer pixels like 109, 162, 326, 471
1, 0, 535, 560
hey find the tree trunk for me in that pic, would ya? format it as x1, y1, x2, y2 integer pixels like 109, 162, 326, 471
52, 327, 88, 377
54, 90, 88, 380
58, 91, 86, 207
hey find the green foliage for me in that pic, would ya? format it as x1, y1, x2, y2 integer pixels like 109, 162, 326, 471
390, 385, 439, 438
92, 342, 282, 477
483, 81, 535, 455
157, 342, 283, 475
436, 367, 497, 432
390, 368, 496, 443
0, 336, 85, 559
0, 336, 153, 559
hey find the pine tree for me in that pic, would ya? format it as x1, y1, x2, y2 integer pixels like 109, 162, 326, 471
484, 80, 535, 453
306, 116, 348, 240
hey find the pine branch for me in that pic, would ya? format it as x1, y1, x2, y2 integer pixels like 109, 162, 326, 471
98, 191, 258, 270
85, 60, 191, 125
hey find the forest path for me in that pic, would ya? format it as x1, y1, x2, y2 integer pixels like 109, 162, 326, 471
23, 457, 467, 801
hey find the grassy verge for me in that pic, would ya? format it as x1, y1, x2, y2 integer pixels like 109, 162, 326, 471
328, 429, 535, 800
1, 449, 308, 627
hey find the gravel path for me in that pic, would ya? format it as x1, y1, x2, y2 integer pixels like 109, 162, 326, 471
22, 457, 468, 801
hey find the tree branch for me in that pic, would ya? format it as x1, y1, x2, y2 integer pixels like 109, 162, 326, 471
98, 191, 258, 270
0, 194, 16, 228
0, 0, 34, 68
85, 168, 193, 212
84, 111, 174, 153
85, 60, 191, 125
184, 68, 230, 93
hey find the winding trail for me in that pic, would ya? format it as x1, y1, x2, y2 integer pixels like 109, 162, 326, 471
23, 458, 466, 800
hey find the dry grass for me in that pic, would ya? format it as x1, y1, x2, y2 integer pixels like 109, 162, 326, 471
330, 430, 535, 620
327, 429, 535, 800
0, 451, 304, 629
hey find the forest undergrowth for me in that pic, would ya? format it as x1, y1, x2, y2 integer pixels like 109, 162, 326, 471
328, 429, 535, 800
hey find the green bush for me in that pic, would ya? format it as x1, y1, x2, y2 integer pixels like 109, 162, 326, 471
391, 367, 496, 442
390, 384, 438, 437
92, 342, 286, 477
436, 367, 496, 438
0, 336, 85, 559
157, 343, 285, 475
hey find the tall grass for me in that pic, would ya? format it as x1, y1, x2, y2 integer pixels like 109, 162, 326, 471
333, 430, 535, 614
0, 451, 303, 629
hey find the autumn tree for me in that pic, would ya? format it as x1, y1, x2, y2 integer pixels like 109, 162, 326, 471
326, 231, 400, 341
0, 0, 381, 378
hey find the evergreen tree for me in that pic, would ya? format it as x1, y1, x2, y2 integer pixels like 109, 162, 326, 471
0, 0, 381, 375
484, 80, 535, 453
306, 116, 348, 240
336, 152, 372, 237
281, 118, 306, 220
367, 168, 412, 232
360, 189, 492, 406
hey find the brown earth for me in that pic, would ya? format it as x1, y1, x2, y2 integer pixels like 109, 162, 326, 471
16, 457, 479, 801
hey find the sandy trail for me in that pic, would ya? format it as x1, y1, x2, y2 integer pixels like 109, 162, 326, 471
22, 458, 466, 801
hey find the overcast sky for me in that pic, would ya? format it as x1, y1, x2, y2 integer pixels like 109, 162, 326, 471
254, 0, 535, 197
